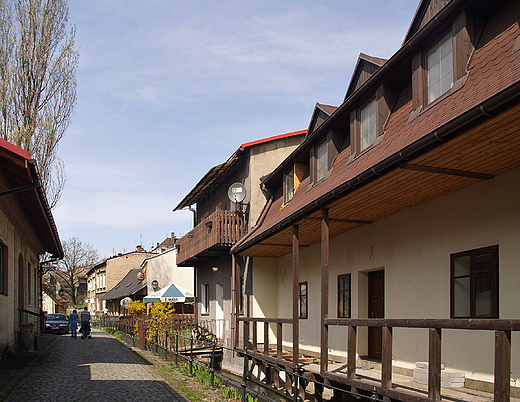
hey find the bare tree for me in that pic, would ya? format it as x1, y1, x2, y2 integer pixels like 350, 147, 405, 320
56, 237, 99, 305
0, 0, 78, 208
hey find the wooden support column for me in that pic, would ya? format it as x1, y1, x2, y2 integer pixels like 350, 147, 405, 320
494, 330, 511, 402
243, 319, 249, 349
428, 328, 442, 401
321, 208, 329, 373
381, 326, 393, 389
347, 324, 357, 379
264, 322, 269, 355
293, 224, 299, 364
252, 321, 257, 352
277, 322, 283, 359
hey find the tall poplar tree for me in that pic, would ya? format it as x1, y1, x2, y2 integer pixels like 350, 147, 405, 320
0, 0, 78, 208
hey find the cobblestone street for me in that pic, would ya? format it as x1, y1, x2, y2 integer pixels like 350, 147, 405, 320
1, 329, 189, 402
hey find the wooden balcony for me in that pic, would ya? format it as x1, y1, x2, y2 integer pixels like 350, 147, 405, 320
176, 210, 246, 266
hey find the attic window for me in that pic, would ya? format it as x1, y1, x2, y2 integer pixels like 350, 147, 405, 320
316, 140, 328, 182
283, 163, 307, 206
427, 32, 453, 103
284, 168, 295, 203
360, 99, 377, 152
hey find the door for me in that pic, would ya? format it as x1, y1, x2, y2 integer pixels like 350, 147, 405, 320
368, 270, 384, 360
215, 283, 224, 339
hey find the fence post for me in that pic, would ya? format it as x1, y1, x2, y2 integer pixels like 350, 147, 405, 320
210, 341, 216, 390
242, 346, 248, 402
293, 365, 300, 402
174, 332, 179, 367
189, 333, 194, 377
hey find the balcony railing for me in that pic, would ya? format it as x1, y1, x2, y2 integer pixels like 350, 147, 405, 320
177, 210, 246, 266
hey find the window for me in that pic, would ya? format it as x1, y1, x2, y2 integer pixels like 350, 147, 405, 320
298, 281, 308, 319
338, 274, 351, 318
316, 141, 328, 182
451, 245, 498, 318
239, 274, 244, 314
0, 242, 6, 295
427, 33, 453, 103
284, 168, 294, 203
201, 283, 209, 314
360, 99, 377, 152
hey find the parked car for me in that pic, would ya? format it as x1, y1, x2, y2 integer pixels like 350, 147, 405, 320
45, 313, 69, 334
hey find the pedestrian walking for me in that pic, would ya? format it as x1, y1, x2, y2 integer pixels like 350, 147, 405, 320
69, 309, 78, 338
80, 306, 91, 339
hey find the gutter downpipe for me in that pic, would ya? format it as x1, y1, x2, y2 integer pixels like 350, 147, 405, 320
235, 79, 520, 254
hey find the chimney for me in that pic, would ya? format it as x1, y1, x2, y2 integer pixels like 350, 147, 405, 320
136, 245, 143, 252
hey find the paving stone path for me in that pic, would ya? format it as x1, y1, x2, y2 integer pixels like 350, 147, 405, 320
2, 328, 189, 402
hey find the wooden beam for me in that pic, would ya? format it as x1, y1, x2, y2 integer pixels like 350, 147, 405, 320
494, 330, 511, 402
293, 224, 299, 364
347, 324, 357, 379
321, 208, 329, 373
305, 217, 372, 225
264, 322, 269, 356
401, 164, 494, 180
428, 328, 442, 401
382, 326, 393, 389
277, 322, 283, 360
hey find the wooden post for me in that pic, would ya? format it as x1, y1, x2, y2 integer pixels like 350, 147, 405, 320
277, 322, 283, 359
231, 254, 236, 349
381, 326, 393, 389
428, 328, 442, 401
264, 321, 269, 356
252, 321, 257, 352
495, 330, 511, 402
321, 208, 329, 373
347, 324, 357, 379
243, 319, 249, 350
293, 224, 299, 364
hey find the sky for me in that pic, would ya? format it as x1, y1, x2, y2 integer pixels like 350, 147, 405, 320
53, 0, 420, 259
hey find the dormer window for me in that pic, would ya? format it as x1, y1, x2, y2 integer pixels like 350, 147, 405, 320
316, 141, 328, 182
427, 32, 453, 103
284, 167, 294, 203
360, 99, 377, 152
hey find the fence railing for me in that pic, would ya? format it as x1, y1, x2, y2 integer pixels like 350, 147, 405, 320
237, 316, 520, 402
176, 210, 246, 265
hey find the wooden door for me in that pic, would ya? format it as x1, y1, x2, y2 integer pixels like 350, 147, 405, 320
368, 270, 384, 360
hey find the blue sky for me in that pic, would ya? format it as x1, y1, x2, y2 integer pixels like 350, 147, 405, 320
53, 0, 419, 259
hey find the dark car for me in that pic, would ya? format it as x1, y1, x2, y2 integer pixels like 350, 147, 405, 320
45, 313, 69, 334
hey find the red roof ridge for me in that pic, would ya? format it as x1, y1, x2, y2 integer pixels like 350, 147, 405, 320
240, 129, 306, 149
0, 138, 31, 160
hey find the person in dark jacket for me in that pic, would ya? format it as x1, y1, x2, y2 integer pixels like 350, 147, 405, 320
80, 307, 91, 338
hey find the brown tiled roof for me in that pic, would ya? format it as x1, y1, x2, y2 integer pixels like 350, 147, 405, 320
233, 0, 520, 256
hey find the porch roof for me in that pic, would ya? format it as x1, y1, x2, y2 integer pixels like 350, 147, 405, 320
232, 0, 520, 258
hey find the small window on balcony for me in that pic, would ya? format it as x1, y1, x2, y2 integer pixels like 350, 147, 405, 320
299, 281, 308, 319
201, 283, 209, 315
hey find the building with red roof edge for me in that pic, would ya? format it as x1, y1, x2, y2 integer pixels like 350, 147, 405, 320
173, 129, 305, 372
0, 138, 63, 354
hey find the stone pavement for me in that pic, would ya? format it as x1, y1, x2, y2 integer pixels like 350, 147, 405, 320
0, 328, 189, 402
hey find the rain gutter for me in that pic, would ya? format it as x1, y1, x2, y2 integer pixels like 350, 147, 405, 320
233, 79, 520, 255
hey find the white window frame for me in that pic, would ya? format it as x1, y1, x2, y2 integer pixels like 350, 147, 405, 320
427, 32, 454, 103
360, 99, 377, 152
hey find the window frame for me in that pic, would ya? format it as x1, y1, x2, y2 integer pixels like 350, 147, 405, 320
450, 245, 499, 319
0, 241, 7, 295
200, 283, 210, 315
426, 31, 454, 104
298, 281, 308, 319
315, 140, 328, 183
337, 273, 351, 318
284, 167, 295, 204
359, 98, 377, 152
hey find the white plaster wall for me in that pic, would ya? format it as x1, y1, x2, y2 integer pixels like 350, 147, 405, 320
145, 248, 193, 294
252, 257, 279, 343
257, 166, 520, 383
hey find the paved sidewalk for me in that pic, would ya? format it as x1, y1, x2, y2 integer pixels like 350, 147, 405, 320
1, 328, 189, 402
